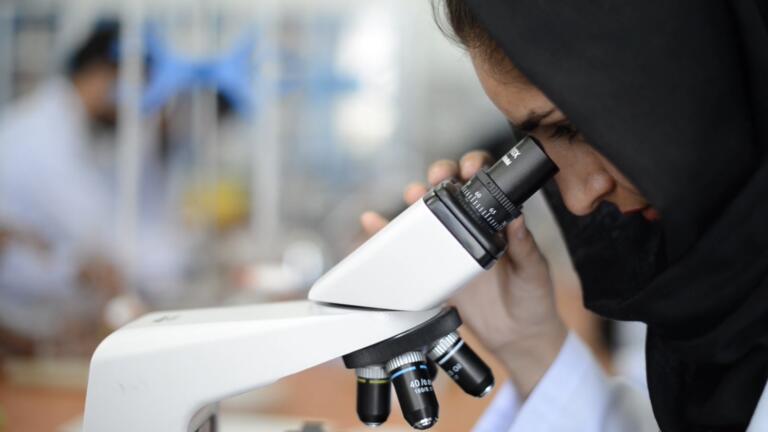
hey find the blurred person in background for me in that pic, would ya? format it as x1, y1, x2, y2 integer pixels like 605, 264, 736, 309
0, 223, 51, 355
0, 21, 190, 356
364, 0, 768, 430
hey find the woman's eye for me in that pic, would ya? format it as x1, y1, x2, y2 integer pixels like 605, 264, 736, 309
549, 123, 580, 141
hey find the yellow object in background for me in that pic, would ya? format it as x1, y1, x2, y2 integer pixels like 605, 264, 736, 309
184, 179, 250, 230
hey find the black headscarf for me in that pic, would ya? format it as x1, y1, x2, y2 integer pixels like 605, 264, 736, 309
466, 0, 768, 430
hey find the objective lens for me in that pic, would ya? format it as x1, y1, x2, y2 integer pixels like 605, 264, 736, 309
355, 365, 391, 427
426, 359, 438, 381
428, 332, 494, 398
386, 352, 439, 430
461, 136, 557, 232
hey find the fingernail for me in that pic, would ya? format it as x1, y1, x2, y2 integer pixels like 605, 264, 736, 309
460, 159, 477, 178
508, 218, 526, 240
427, 166, 444, 184
516, 225, 527, 240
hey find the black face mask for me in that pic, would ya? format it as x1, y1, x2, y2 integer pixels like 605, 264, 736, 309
543, 182, 667, 318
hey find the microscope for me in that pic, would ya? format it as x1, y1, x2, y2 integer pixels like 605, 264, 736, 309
82, 136, 557, 431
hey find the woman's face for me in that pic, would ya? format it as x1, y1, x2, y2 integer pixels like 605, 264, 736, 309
470, 51, 660, 221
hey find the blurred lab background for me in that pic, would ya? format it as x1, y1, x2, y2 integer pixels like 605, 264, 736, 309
0, 0, 637, 431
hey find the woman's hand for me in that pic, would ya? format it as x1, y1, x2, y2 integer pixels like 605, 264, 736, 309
361, 151, 567, 399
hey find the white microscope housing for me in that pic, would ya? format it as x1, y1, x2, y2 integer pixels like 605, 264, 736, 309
83, 301, 442, 431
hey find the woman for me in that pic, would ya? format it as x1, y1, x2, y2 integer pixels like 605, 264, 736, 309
363, 1, 768, 430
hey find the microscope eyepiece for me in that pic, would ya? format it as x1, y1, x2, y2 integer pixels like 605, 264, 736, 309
460, 136, 557, 233
420, 135, 558, 271
386, 352, 439, 430
428, 332, 494, 398
355, 365, 391, 427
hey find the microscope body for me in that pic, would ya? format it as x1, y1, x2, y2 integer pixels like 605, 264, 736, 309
83, 137, 556, 430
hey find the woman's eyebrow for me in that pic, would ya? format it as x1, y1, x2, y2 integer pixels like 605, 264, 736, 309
509, 108, 557, 133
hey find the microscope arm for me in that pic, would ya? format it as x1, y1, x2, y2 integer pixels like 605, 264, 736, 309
82, 300, 441, 432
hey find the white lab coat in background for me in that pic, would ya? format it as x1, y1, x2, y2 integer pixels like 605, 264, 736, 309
0, 78, 189, 339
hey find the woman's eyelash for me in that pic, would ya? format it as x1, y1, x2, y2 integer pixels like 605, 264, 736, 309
549, 123, 580, 141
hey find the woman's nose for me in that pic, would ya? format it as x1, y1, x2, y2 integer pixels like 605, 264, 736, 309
556, 171, 614, 216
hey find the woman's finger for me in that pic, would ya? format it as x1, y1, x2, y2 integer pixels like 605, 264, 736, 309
504, 216, 546, 272
459, 150, 493, 180
360, 211, 389, 235
404, 182, 429, 205
427, 160, 459, 186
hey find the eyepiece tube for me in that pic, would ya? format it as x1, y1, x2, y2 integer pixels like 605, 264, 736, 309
460, 136, 558, 232
487, 136, 558, 207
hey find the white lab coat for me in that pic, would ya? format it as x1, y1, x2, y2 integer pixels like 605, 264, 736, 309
0, 78, 189, 338
473, 330, 768, 431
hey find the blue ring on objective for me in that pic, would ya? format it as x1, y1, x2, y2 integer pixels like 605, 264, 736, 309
390, 366, 417, 380
390, 364, 429, 380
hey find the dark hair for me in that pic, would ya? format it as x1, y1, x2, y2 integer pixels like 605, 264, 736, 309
66, 20, 120, 78
432, 0, 520, 78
